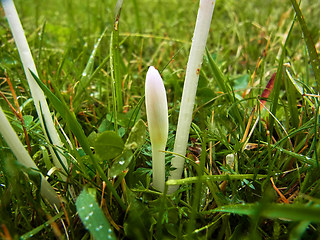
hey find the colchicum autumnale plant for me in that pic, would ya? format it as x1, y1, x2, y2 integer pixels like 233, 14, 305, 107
168, 0, 216, 193
145, 66, 169, 192
1, 0, 68, 179
0, 107, 60, 206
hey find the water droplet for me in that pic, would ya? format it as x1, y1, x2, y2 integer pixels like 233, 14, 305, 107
119, 160, 125, 165
88, 211, 93, 217
89, 204, 93, 208
96, 225, 103, 231
85, 216, 89, 221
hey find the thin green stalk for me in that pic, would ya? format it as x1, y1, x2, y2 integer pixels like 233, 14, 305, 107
131, 0, 142, 33
187, 134, 207, 236
269, 13, 295, 136
110, 0, 124, 113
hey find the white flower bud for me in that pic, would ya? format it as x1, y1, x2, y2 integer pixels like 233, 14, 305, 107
145, 66, 168, 192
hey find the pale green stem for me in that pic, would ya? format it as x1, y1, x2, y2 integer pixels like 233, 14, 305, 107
0, 107, 60, 206
1, 0, 68, 179
168, 0, 216, 193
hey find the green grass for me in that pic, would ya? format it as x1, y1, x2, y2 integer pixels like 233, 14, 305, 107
1, 0, 320, 239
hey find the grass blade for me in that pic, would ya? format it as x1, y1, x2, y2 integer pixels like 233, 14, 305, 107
31, 70, 126, 210
73, 27, 108, 110
206, 49, 244, 131
268, 14, 295, 136
20, 211, 64, 239
110, 0, 124, 113
290, 0, 320, 88
214, 203, 320, 223
76, 189, 116, 240
166, 174, 266, 185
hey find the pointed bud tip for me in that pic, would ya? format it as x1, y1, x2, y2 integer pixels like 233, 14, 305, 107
147, 66, 159, 80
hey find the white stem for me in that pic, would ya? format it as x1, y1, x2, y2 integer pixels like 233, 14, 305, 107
168, 0, 215, 193
1, 0, 68, 178
152, 144, 166, 192
0, 107, 60, 206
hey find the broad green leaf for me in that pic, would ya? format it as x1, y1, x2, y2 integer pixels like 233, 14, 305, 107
76, 189, 116, 240
94, 131, 124, 161
125, 119, 146, 150
23, 115, 34, 128
232, 74, 249, 90
109, 150, 133, 178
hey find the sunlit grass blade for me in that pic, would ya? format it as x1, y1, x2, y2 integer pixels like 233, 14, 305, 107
110, 0, 124, 113
73, 27, 108, 110
206, 48, 233, 102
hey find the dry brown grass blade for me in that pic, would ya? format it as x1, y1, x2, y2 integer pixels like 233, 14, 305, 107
0, 76, 32, 154
270, 177, 289, 204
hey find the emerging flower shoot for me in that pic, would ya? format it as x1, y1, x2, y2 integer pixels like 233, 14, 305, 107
1, 0, 68, 180
145, 66, 168, 192
0, 107, 60, 206
168, 0, 216, 193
